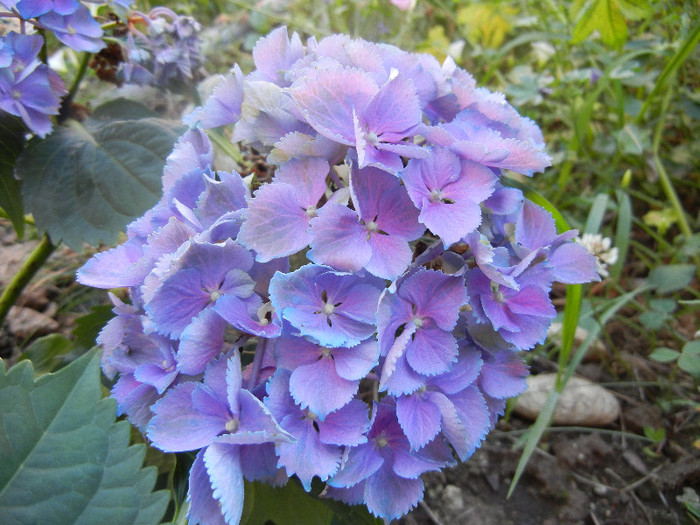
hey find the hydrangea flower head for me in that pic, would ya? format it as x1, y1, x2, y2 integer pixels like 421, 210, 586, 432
78, 27, 600, 524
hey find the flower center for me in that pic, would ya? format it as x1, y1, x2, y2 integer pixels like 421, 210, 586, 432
225, 417, 239, 433
375, 435, 389, 448
209, 290, 221, 302
320, 347, 332, 358
305, 205, 318, 218
365, 220, 379, 232
322, 302, 335, 315
366, 131, 379, 146
490, 281, 504, 303
413, 317, 424, 329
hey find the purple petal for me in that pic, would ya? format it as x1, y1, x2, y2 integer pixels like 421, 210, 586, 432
308, 204, 371, 273
187, 451, 227, 525
276, 414, 341, 490
329, 442, 383, 488
147, 383, 225, 452
177, 309, 227, 375
291, 64, 378, 145
203, 443, 245, 525
332, 339, 380, 381
364, 464, 423, 520
289, 357, 358, 419
405, 326, 458, 376
319, 399, 370, 446
396, 394, 441, 450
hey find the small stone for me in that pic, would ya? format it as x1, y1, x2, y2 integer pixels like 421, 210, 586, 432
5, 306, 59, 338
513, 373, 620, 426
442, 484, 464, 513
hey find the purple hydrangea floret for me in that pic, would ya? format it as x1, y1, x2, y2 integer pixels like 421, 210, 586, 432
78, 26, 599, 523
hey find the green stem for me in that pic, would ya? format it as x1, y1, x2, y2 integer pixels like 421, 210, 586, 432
207, 130, 245, 167
58, 52, 92, 123
0, 233, 57, 329
652, 85, 693, 240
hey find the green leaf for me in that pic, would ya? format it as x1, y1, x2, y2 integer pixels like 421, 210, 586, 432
17, 333, 74, 374
72, 304, 115, 351
648, 264, 696, 294
241, 480, 333, 525
0, 114, 27, 238
18, 100, 185, 250
240, 480, 381, 525
679, 341, 700, 378
572, 0, 628, 49
615, 123, 650, 156
616, 0, 651, 20
0, 349, 169, 524
649, 347, 680, 363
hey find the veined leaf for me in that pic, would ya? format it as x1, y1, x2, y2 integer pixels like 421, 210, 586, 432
572, 0, 628, 49
0, 349, 169, 524
18, 99, 185, 250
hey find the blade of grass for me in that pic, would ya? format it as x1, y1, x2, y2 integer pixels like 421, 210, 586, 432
610, 189, 632, 280
508, 282, 651, 497
583, 193, 609, 234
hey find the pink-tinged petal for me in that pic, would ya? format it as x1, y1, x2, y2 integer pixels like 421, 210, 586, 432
426, 391, 468, 459
405, 327, 458, 376
515, 200, 557, 250
273, 157, 330, 205
507, 286, 556, 318
441, 386, 490, 459
356, 139, 405, 173
398, 269, 467, 330
237, 183, 312, 262
364, 233, 414, 280
480, 351, 529, 399
350, 164, 423, 240
418, 199, 481, 246
481, 296, 521, 332
268, 131, 348, 165
203, 443, 245, 525
333, 339, 380, 381
187, 451, 227, 525
290, 357, 358, 419
319, 399, 370, 446
308, 204, 371, 272
396, 395, 441, 450
251, 27, 305, 85
291, 64, 378, 145
147, 383, 225, 452
549, 243, 600, 284
328, 443, 384, 488
177, 309, 227, 375
76, 239, 144, 288
500, 313, 553, 350
363, 74, 422, 136
364, 464, 423, 520
185, 65, 245, 128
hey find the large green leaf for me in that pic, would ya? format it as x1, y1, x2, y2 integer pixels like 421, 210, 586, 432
0, 349, 169, 524
0, 114, 27, 238
18, 99, 185, 250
